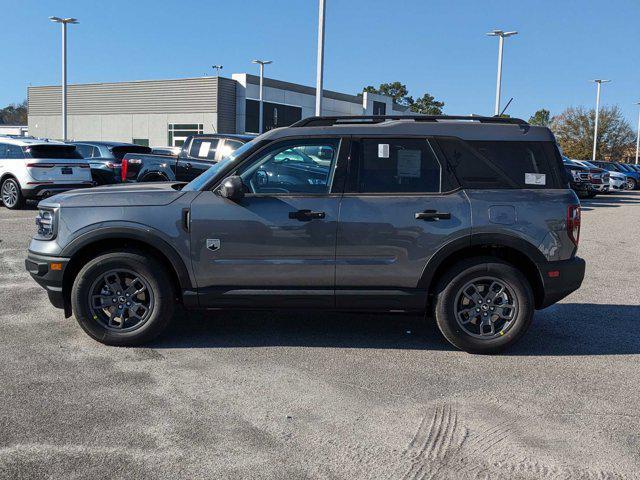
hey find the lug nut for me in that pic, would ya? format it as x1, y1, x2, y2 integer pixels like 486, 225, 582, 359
126, 302, 131, 306
112, 298, 116, 303
476, 308, 480, 312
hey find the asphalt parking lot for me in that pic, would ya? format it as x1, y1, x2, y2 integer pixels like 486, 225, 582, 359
1, 193, 640, 480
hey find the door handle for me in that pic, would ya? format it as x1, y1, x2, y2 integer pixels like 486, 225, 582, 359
415, 210, 451, 221
289, 209, 326, 221
184, 162, 192, 170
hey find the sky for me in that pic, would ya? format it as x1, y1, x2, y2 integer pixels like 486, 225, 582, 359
2, 0, 640, 124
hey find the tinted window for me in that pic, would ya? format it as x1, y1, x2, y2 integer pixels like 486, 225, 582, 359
74, 144, 94, 158
189, 138, 219, 160
239, 139, 339, 195
111, 145, 152, 161
25, 145, 82, 159
4, 144, 25, 159
245, 100, 302, 133
356, 138, 442, 193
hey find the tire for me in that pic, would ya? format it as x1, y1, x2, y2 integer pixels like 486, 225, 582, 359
627, 178, 636, 190
433, 257, 534, 354
1, 177, 24, 209
71, 251, 175, 346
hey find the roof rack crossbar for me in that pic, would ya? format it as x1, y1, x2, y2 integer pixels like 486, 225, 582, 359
291, 115, 528, 128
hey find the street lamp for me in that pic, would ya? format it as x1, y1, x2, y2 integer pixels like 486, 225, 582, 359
315, 0, 326, 116
591, 79, 611, 161
635, 102, 640, 165
49, 16, 78, 141
252, 59, 272, 134
486, 29, 518, 116
212, 65, 223, 76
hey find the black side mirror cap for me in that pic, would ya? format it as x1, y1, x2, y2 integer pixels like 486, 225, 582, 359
219, 175, 246, 201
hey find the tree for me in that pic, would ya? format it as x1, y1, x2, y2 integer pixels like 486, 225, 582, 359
0, 100, 28, 125
408, 93, 445, 115
528, 109, 551, 126
551, 105, 634, 160
361, 82, 444, 114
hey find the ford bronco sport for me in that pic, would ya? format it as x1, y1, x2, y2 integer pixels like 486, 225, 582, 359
26, 115, 585, 353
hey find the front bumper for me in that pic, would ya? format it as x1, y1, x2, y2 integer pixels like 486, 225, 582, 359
23, 182, 95, 199
25, 251, 70, 312
537, 256, 586, 309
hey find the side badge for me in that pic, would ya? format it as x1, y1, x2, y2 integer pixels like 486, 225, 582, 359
206, 239, 221, 251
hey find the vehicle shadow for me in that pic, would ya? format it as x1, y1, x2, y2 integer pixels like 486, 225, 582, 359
150, 303, 640, 356
580, 191, 640, 211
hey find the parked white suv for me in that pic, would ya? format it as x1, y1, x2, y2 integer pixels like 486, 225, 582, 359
0, 137, 94, 209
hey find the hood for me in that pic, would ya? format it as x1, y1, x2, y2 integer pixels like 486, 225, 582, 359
608, 171, 626, 179
39, 182, 188, 208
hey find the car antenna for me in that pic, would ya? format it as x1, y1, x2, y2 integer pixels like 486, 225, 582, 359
499, 97, 514, 117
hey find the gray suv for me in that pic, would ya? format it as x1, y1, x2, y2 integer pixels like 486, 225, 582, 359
25, 115, 585, 353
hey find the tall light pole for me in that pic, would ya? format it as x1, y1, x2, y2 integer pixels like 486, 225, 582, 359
212, 65, 223, 76
49, 16, 78, 141
635, 102, 640, 165
486, 29, 518, 116
315, 0, 326, 116
591, 79, 611, 161
252, 59, 272, 134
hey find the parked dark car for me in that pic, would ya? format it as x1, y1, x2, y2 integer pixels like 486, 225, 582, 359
563, 159, 595, 199
70, 141, 153, 185
120, 134, 255, 183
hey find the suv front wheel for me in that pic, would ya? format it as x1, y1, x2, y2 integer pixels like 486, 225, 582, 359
434, 258, 534, 354
71, 251, 175, 346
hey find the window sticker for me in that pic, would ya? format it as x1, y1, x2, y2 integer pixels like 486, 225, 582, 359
378, 143, 389, 158
397, 149, 422, 178
525, 173, 546, 185
198, 141, 211, 158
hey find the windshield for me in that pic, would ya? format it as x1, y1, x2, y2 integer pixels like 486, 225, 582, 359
182, 138, 260, 191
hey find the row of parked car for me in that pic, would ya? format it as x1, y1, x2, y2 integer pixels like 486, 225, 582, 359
0, 134, 253, 209
563, 157, 640, 198
2, 132, 639, 210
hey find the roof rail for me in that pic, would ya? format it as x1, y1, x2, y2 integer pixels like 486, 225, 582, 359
291, 115, 528, 128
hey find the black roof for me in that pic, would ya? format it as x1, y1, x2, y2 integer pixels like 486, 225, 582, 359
69, 141, 143, 148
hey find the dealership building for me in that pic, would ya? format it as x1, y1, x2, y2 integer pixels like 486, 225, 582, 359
27, 73, 407, 146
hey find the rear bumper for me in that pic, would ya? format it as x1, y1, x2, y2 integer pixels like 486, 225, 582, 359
25, 251, 70, 312
537, 256, 586, 309
23, 182, 95, 199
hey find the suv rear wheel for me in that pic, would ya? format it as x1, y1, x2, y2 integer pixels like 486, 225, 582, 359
1, 177, 24, 209
71, 251, 175, 346
434, 257, 534, 354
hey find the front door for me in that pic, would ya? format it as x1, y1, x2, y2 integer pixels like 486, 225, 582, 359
190, 137, 347, 308
335, 137, 471, 310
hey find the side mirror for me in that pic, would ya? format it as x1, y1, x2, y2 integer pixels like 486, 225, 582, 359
219, 175, 246, 201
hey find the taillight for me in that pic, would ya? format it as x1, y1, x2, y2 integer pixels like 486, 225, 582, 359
567, 204, 581, 246
121, 159, 128, 182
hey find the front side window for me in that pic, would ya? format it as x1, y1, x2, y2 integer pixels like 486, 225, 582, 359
356, 138, 442, 193
189, 138, 219, 160
238, 139, 339, 195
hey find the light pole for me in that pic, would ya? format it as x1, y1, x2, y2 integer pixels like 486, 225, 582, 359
252, 59, 272, 134
591, 79, 611, 161
486, 29, 518, 116
315, 0, 326, 116
635, 102, 640, 165
212, 65, 223, 76
49, 16, 78, 141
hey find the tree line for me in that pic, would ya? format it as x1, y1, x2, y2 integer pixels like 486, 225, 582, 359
0, 100, 27, 125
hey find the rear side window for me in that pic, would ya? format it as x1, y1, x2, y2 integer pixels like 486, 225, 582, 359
355, 138, 444, 193
25, 145, 82, 159
74, 144, 94, 158
0, 144, 25, 159
437, 138, 563, 189
189, 138, 219, 160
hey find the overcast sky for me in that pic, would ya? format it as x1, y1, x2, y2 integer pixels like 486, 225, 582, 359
3, 0, 639, 123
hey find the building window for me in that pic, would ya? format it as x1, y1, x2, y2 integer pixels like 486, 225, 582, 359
373, 101, 386, 115
168, 124, 203, 146
245, 100, 302, 134
133, 138, 149, 147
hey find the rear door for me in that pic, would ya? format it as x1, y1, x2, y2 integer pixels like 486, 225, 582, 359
176, 137, 220, 181
24, 144, 92, 182
335, 137, 471, 310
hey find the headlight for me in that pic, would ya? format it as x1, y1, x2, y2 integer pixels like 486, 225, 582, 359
35, 208, 57, 240
570, 169, 580, 181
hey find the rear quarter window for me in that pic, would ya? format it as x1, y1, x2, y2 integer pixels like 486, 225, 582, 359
436, 138, 563, 189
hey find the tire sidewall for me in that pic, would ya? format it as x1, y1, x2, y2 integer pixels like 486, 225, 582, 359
2, 178, 23, 209
71, 252, 174, 345
435, 259, 534, 354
